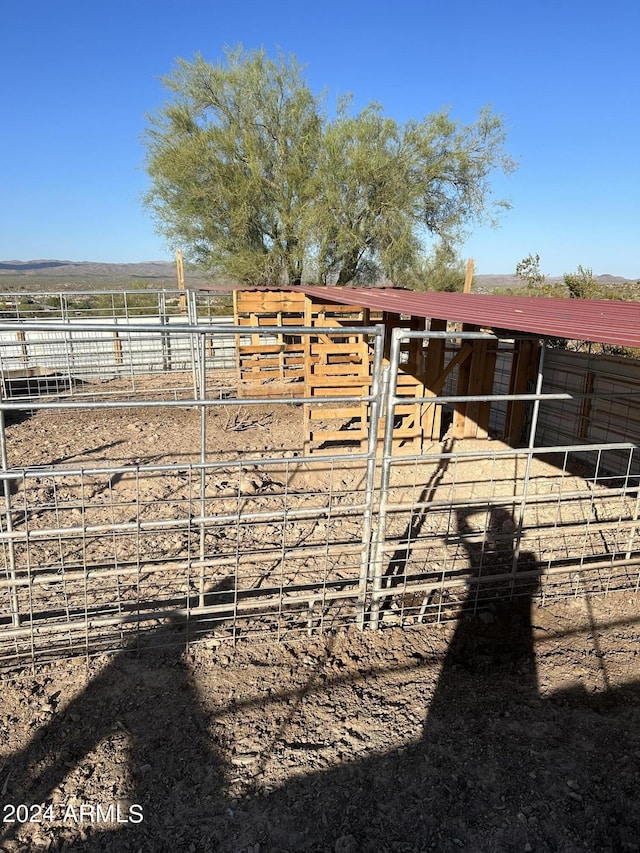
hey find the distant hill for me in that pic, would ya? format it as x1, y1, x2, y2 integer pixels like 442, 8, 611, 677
0, 259, 213, 293
473, 274, 554, 291
0, 260, 176, 278
0, 261, 636, 295
473, 273, 637, 295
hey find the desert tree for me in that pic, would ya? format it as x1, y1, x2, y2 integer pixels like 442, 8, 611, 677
401, 242, 469, 292
515, 253, 546, 288
144, 47, 321, 285
563, 265, 600, 299
144, 47, 515, 287
312, 101, 514, 285
313, 102, 420, 285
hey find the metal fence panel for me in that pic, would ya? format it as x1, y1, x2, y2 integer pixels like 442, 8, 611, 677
1, 313, 639, 670
371, 327, 640, 628
0, 320, 385, 668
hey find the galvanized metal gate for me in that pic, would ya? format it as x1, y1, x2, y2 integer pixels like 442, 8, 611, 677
0, 321, 387, 668
368, 327, 640, 629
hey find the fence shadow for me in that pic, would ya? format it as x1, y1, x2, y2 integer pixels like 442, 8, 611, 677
381, 437, 453, 602
0, 579, 238, 851
2, 511, 640, 852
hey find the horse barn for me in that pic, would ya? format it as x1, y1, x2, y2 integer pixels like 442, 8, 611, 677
0, 284, 639, 669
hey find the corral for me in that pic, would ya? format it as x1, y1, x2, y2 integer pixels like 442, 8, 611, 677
1, 286, 640, 853
0, 287, 639, 669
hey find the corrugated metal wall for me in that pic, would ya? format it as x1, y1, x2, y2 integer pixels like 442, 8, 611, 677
537, 349, 640, 474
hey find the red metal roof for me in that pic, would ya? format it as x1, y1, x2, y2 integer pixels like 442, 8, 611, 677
301, 287, 640, 349
197, 284, 640, 349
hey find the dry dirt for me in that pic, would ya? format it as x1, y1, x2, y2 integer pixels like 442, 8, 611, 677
1, 394, 640, 852
1, 593, 640, 853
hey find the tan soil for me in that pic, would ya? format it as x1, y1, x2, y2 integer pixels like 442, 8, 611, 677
1, 594, 639, 852
1, 393, 640, 852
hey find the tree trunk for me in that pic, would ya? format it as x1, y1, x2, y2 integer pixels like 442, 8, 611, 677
336, 250, 361, 286
285, 238, 303, 286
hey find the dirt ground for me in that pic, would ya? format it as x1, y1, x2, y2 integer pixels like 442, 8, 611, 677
2, 390, 640, 852
0, 592, 639, 853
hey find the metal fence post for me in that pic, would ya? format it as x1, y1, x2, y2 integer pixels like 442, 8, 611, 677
511, 343, 547, 575
356, 324, 385, 629
198, 330, 208, 610
0, 408, 20, 628
369, 328, 403, 629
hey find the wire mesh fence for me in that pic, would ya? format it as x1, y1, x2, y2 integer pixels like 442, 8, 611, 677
369, 328, 640, 628
0, 307, 638, 669
0, 317, 385, 668
0, 291, 239, 401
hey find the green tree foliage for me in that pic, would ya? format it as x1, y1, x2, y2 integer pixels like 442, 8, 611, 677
401, 243, 468, 292
144, 47, 515, 287
515, 253, 546, 288
313, 102, 418, 285
563, 265, 600, 299
144, 48, 321, 286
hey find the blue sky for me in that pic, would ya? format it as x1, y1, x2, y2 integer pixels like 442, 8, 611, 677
1, 0, 638, 277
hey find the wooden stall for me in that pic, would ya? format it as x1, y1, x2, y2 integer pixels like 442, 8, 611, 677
234, 289, 307, 397
232, 288, 541, 455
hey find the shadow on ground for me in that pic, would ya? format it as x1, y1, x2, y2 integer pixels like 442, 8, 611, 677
2, 506, 640, 853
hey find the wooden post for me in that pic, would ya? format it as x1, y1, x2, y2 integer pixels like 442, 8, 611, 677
579, 371, 595, 439
478, 339, 498, 438
464, 259, 475, 294
113, 331, 123, 365
452, 325, 475, 437
303, 296, 313, 456
422, 318, 447, 440
504, 340, 538, 445
16, 330, 28, 363
176, 249, 187, 316
463, 337, 498, 439
464, 338, 488, 438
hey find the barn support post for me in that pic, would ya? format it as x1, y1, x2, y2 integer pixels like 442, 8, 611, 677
579, 370, 595, 439
504, 339, 539, 445
464, 337, 489, 438
465, 336, 498, 439
422, 318, 447, 440
449, 324, 500, 440
452, 324, 475, 438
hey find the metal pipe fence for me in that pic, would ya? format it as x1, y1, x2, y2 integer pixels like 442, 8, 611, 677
0, 290, 237, 400
370, 327, 640, 628
0, 318, 385, 668
0, 314, 638, 669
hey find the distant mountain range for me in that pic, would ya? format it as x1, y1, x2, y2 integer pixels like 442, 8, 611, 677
0, 260, 177, 278
0, 260, 635, 291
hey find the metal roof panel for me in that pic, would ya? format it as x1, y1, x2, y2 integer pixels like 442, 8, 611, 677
297, 287, 640, 349
197, 284, 640, 349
